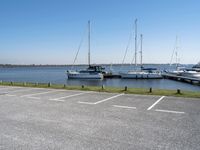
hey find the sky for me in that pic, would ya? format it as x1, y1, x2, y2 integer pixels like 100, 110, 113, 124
0, 0, 200, 65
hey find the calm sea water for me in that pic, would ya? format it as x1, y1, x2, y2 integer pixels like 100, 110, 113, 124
0, 64, 200, 92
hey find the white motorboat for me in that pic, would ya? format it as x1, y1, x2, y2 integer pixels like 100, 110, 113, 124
180, 70, 200, 79
67, 21, 104, 80
164, 65, 200, 79
165, 69, 200, 79
190, 62, 200, 72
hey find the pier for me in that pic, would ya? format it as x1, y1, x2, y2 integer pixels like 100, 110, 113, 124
162, 73, 200, 85
103, 73, 121, 78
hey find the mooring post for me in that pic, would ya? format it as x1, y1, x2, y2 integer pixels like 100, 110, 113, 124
149, 87, 152, 93
177, 89, 181, 94
48, 82, 51, 87
124, 86, 127, 91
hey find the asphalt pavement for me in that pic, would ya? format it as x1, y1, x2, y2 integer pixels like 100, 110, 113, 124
0, 85, 200, 150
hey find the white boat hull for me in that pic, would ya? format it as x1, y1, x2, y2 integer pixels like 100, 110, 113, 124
180, 71, 200, 79
67, 71, 103, 79
165, 71, 200, 79
120, 72, 162, 79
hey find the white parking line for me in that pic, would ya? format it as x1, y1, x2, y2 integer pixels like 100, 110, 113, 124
6, 94, 16, 97
78, 93, 124, 105
27, 97, 41, 100
20, 90, 55, 97
50, 92, 91, 101
6, 88, 33, 93
78, 101, 95, 105
147, 96, 165, 110
94, 93, 124, 104
48, 99, 65, 102
0, 86, 22, 90
155, 109, 185, 114
113, 105, 136, 109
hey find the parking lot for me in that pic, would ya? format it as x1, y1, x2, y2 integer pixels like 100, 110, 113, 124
0, 85, 200, 149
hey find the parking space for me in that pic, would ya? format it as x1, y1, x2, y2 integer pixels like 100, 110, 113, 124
104, 94, 161, 110
77, 92, 121, 104
0, 86, 23, 93
5, 88, 52, 97
0, 86, 198, 115
41, 90, 89, 101
0, 86, 200, 149
153, 96, 200, 114
0, 86, 19, 89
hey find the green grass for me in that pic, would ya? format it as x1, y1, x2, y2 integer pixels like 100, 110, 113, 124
0, 81, 200, 99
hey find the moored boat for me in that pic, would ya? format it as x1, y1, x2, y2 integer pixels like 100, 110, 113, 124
188, 62, 200, 72
120, 19, 162, 79
121, 68, 162, 79
67, 21, 104, 80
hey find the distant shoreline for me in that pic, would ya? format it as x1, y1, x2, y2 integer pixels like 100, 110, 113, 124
0, 63, 193, 68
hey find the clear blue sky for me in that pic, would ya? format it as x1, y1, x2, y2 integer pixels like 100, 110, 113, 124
0, 0, 199, 64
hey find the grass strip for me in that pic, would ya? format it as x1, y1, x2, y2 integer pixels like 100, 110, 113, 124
0, 81, 200, 99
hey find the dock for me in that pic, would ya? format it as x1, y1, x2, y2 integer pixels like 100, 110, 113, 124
162, 73, 200, 85
103, 73, 121, 78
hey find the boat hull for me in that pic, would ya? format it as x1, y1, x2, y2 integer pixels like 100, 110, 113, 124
120, 72, 163, 79
67, 71, 103, 79
165, 71, 200, 79
180, 72, 200, 79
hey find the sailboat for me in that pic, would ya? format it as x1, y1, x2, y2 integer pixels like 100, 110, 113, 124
67, 21, 104, 79
163, 36, 187, 76
120, 19, 162, 79
163, 37, 200, 79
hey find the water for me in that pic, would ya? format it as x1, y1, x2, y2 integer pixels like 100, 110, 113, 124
0, 64, 200, 92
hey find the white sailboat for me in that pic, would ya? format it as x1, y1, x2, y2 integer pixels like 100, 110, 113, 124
121, 19, 162, 79
163, 37, 200, 79
165, 36, 183, 75
67, 21, 104, 79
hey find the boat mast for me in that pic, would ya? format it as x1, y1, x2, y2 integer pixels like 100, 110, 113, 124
170, 36, 179, 68
88, 20, 91, 66
175, 36, 178, 69
135, 19, 138, 67
140, 34, 143, 69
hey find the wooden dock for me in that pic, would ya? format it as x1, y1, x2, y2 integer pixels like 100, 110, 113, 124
103, 73, 121, 78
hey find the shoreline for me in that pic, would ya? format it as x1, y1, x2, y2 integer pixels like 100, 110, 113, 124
0, 63, 194, 68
